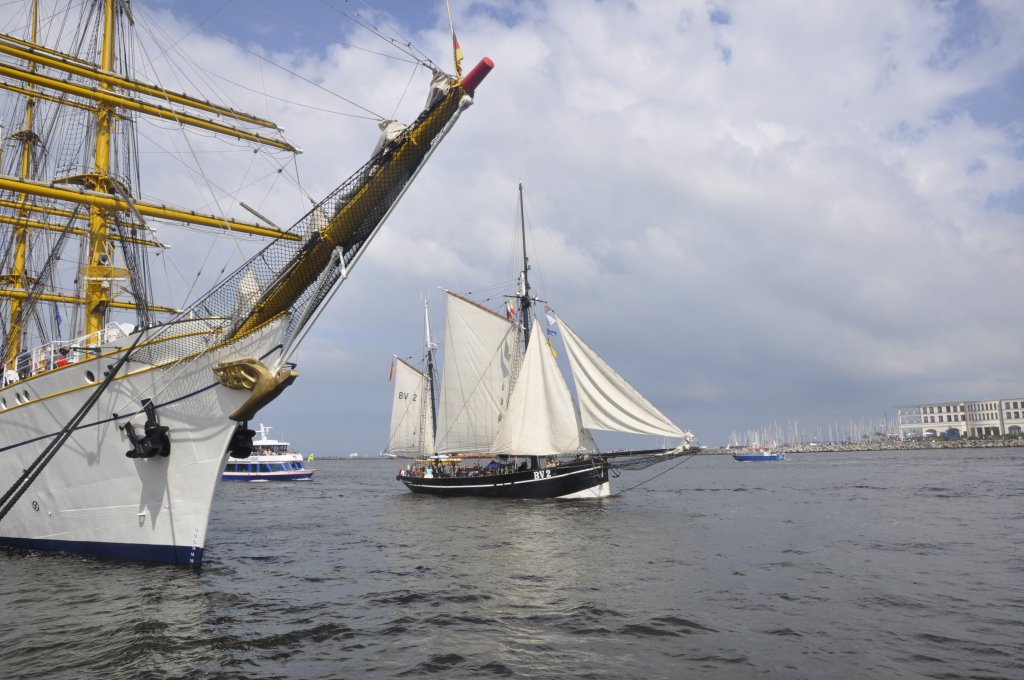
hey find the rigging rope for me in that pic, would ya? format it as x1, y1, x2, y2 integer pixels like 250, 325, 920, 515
609, 449, 702, 496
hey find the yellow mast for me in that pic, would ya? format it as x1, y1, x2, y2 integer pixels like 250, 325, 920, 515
1, 0, 38, 372
81, 0, 117, 337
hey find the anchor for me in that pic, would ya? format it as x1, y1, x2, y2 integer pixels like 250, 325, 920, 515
124, 399, 171, 458
227, 421, 256, 459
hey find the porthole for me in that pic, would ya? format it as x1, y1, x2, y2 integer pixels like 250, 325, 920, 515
15, 393, 23, 405
22, 391, 30, 402
85, 370, 96, 383
1, 398, 6, 409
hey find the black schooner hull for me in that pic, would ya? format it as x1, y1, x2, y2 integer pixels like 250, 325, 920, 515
396, 459, 610, 499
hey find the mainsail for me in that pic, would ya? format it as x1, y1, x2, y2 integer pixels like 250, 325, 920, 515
387, 358, 435, 456
435, 291, 521, 453
556, 315, 688, 439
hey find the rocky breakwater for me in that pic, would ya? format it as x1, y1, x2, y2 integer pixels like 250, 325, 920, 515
702, 439, 1023, 455
782, 439, 1023, 453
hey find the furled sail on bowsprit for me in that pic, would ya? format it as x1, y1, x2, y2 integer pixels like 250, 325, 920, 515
153, 65, 492, 375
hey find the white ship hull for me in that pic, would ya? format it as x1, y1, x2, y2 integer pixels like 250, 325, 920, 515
0, 318, 288, 566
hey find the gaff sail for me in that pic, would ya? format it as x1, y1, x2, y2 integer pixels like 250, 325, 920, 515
387, 358, 435, 456
435, 291, 521, 453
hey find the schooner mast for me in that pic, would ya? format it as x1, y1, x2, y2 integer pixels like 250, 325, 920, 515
424, 298, 439, 436
511, 180, 543, 350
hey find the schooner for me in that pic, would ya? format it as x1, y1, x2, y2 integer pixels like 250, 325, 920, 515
391, 183, 697, 498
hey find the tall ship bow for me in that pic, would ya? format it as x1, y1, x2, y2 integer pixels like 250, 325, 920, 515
0, 0, 491, 565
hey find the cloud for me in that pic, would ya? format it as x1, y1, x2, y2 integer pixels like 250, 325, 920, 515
221, 0, 1024, 447
5, 0, 1021, 449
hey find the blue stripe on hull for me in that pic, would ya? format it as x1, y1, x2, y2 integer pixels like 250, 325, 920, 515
222, 473, 314, 481
0, 536, 203, 567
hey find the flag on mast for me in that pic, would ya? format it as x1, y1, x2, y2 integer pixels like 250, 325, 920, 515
445, 0, 464, 78
453, 34, 464, 78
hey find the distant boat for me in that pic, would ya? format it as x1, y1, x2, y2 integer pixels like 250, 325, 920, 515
390, 183, 697, 499
732, 447, 785, 462
223, 424, 314, 481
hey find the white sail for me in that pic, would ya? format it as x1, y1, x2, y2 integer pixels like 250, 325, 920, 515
492, 323, 582, 455
575, 406, 600, 452
557, 316, 687, 439
386, 358, 435, 455
435, 292, 521, 452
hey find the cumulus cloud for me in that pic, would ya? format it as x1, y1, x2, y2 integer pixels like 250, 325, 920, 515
5, 0, 1020, 448
172, 0, 1024, 447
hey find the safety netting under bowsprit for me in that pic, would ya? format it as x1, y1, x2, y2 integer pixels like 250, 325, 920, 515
605, 447, 699, 471
130, 79, 465, 368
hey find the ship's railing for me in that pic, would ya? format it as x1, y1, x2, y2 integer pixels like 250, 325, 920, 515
3, 322, 134, 384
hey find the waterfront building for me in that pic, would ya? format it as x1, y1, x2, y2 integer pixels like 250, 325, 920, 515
895, 398, 1024, 438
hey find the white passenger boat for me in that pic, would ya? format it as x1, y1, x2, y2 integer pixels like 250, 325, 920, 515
223, 425, 313, 482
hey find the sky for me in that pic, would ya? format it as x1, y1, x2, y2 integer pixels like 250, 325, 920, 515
8, 0, 1024, 450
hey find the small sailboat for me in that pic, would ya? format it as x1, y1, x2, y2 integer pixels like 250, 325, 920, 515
390, 184, 697, 498
223, 424, 313, 482
0, 1, 491, 565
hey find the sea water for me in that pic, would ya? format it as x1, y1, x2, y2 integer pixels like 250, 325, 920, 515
1, 447, 1021, 679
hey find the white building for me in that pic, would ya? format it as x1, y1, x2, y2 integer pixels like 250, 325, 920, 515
896, 398, 1024, 438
